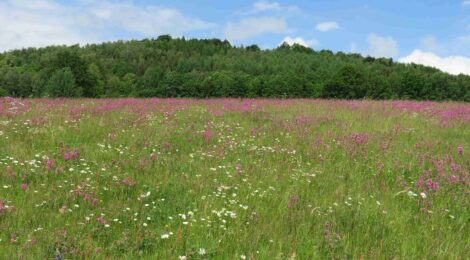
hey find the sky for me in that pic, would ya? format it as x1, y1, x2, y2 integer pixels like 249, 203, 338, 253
0, 0, 470, 75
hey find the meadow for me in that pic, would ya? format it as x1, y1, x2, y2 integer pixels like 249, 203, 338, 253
0, 97, 469, 259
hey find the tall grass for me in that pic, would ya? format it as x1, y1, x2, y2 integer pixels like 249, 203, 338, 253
0, 98, 469, 258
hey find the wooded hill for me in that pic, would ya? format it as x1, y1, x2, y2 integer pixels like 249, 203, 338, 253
1, 35, 469, 100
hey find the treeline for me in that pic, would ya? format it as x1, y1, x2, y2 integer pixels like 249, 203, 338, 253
1, 35, 470, 100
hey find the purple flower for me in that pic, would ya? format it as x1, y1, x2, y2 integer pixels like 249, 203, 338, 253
288, 195, 297, 209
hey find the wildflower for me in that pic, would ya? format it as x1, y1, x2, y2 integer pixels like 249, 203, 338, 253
59, 205, 67, 214
178, 256, 187, 260
420, 192, 427, 199
287, 195, 297, 209
425, 179, 439, 191
416, 176, 423, 188
63, 149, 80, 160
235, 164, 242, 176
203, 128, 213, 141
20, 183, 28, 190
46, 159, 54, 171
458, 145, 464, 156
199, 248, 206, 256
97, 216, 108, 226
161, 234, 169, 239
122, 177, 135, 187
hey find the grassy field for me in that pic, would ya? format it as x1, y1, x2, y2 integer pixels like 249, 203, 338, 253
0, 98, 469, 259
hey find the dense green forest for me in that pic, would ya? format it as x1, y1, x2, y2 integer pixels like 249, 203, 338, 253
1, 35, 469, 100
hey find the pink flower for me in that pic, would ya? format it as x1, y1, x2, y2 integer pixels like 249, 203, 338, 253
350, 133, 369, 145
203, 129, 213, 141
63, 148, 80, 160
97, 216, 108, 225
416, 176, 423, 188
458, 145, 464, 156
20, 183, 28, 190
288, 195, 297, 209
122, 177, 135, 186
235, 164, 242, 176
434, 159, 444, 172
46, 159, 54, 171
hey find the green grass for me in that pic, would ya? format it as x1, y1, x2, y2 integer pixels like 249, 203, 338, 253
0, 99, 469, 259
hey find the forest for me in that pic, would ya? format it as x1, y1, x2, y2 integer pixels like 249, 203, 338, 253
0, 35, 469, 100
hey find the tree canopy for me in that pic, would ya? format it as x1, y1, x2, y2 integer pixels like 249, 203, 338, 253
0, 35, 469, 100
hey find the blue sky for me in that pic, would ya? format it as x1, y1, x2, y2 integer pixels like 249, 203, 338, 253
1, 0, 470, 74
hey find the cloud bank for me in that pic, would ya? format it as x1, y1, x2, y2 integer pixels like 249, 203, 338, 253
280, 37, 319, 47
367, 33, 399, 58
399, 50, 470, 75
224, 17, 288, 41
0, 0, 214, 51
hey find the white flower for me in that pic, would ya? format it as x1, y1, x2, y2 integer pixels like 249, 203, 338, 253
407, 191, 418, 197
420, 192, 427, 199
241, 255, 246, 259
199, 248, 206, 255
178, 256, 187, 260
161, 234, 169, 239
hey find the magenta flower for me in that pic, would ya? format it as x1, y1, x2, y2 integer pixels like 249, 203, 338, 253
288, 195, 297, 209
416, 176, 423, 188
203, 129, 213, 141
20, 183, 28, 190
63, 148, 79, 160
97, 216, 108, 225
46, 159, 54, 171
458, 145, 464, 156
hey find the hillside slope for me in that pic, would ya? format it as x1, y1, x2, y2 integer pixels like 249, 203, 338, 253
0, 35, 469, 100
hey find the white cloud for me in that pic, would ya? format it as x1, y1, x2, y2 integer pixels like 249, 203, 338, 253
315, 22, 339, 32
89, 2, 214, 37
280, 36, 319, 47
0, 1, 91, 51
0, 0, 214, 51
415, 34, 470, 57
253, 1, 281, 12
242, 1, 300, 15
224, 17, 288, 41
399, 50, 470, 75
367, 33, 399, 58
8, 0, 64, 11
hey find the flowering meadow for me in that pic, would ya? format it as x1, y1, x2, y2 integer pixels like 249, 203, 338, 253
0, 97, 469, 259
